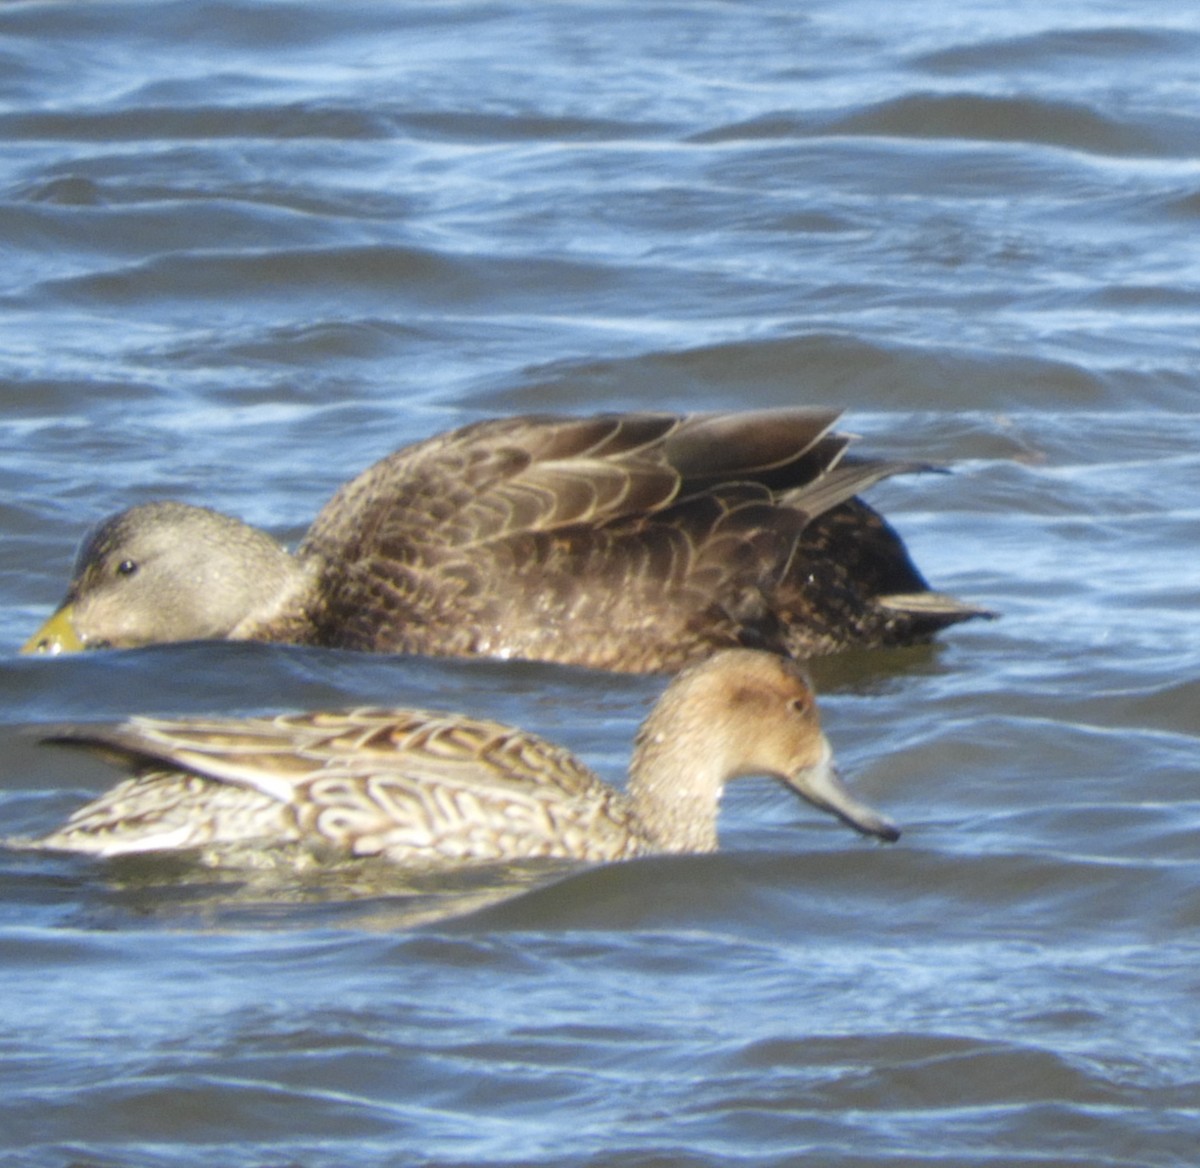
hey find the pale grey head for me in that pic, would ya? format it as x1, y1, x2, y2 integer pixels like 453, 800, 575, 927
24, 501, 308, 652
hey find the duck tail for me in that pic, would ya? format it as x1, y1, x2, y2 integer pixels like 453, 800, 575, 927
876, 590, 997, 626
780, 457, 942, 521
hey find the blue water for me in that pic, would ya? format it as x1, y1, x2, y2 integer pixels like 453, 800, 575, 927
2, 2, 1199, 1165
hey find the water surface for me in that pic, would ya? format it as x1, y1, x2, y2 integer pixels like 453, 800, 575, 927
1, 2, 1199, 1165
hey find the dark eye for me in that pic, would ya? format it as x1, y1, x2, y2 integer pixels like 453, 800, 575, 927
789, 695, 811, 715
116, 559, 139, 577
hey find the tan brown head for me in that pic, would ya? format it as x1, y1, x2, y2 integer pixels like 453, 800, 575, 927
628, 648, 900, 851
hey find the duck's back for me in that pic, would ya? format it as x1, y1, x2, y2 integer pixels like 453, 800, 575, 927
294, 409, 981, 669
31, 708, 646, 865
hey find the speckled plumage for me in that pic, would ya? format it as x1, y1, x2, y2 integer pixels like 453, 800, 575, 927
23, 408, 990, 670
15, 650, 900, 866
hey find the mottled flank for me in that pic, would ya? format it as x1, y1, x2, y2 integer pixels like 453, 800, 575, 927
21, 409, 989, 671
13, 650, 898, 866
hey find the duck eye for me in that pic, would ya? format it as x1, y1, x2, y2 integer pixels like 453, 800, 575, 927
116, 559, 139, 577
789, 695, 811, 716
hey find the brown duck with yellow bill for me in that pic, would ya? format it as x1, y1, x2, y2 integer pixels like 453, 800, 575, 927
23, 408, 989, 671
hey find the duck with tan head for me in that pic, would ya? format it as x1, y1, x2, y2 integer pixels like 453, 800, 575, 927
13, 649, 898, 865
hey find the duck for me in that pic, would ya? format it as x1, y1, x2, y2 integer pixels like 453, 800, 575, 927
13, 649, 899, 865
21, 407, 989, 672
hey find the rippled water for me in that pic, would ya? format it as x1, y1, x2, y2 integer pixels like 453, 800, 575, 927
2, 1, 1199, 1165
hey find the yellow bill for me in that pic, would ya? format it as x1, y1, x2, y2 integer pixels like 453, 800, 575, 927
21, 605, 86, 655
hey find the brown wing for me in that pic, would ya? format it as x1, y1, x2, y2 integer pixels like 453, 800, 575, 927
39, 709, 641, 862
43, 708, 608, 803
296, 411, 840, 655
286, 408, 985, 666
300, 408, 845, 553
